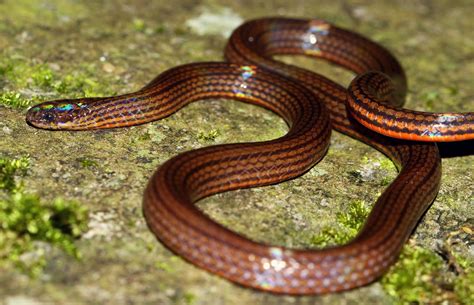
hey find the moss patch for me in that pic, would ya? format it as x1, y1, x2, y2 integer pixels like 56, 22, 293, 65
1, 58, 54, 90
381, 245, 444, 304
0, 91, 32, 108
308, 199, 473, 304
0, 0, 88, 28
1, 0, 472, 304
448, 226, 474, 305
0, 57, 115, 109
310, 200, 370, 247
197, 128, 221, 142
0, 156, 88, 276
0, 156, 30, 192
455, 270, 474, 305
52, 65, 116, 98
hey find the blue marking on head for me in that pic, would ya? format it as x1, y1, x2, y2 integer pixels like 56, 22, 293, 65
56, 104, 74, 111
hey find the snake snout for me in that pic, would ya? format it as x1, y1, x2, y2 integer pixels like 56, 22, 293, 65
26, 100, 81, 130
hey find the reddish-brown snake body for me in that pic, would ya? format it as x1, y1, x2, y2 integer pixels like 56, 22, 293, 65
26, 18, 472, 294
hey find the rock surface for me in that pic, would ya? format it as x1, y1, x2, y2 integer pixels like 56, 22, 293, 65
0, 0, 472, 304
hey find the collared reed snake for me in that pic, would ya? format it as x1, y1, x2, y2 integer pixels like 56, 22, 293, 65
26, 18, 472, 294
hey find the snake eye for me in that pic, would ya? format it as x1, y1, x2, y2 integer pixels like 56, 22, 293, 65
42, 112, 55, 122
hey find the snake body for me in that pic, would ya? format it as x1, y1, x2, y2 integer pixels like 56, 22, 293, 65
26, 18, 472, 294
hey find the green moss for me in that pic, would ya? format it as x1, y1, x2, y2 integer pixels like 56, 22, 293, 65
0, 59, 55, 109
420, 87, 459, 111
310, 200, 369, 247
421, 91, 440, 110
197, 129, 220, 142
453, 250, 472, 271
155, 24, 167, 34
135, 126, 167, 144
336, 200, 369, 231
53, 67, 114, 98
379, 176, 392, 186
0, 156, 88, 276
309, 199, 458, 304
155, 255, 180, 274
0, 193, 88, 276
360, 155, 396, 186
1, 57, 114, 108
131, 18, 167, 35
183, 292, 197, 305
155, 261, 175, 273
361, 155, 396, 171
31, 64, 55, 88
449, 226, 474, 305
0, 91, 32, 108
381, 245, 444, 305
0, 0, 87, 28
132, 18, 146, 32
0, 58, 54, 89
378, 158, 396, 171
0, 59, 14, 79
78, 158, 98, 169
455, 270, 474, 305
0, 156, 30, 193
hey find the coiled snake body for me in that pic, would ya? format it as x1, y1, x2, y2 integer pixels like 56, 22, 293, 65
26, 18, 473, 294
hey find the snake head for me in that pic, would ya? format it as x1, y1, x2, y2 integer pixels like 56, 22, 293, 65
26, 99, 92, 130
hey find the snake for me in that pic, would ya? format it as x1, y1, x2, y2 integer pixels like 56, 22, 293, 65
25, 18, 473, 294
